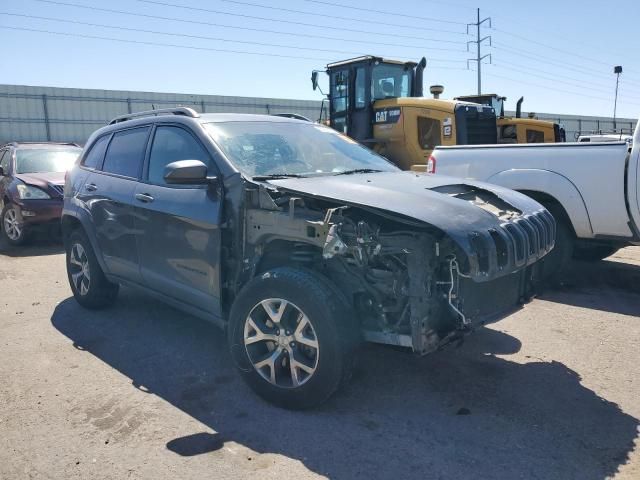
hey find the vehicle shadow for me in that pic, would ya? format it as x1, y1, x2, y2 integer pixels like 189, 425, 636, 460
540, 258, 640, 316
0, 234, 64, 258
51, 292, 638, 480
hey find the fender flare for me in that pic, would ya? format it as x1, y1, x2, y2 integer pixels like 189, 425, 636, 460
61, 203, 110, 275
487, 169, 593, 238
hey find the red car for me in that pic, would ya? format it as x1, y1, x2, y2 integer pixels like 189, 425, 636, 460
0, 142, 81, 245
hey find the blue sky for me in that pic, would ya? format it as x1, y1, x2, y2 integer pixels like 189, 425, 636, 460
1, 0, 639, 118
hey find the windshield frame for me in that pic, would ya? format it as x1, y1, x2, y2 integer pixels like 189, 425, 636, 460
203, 120, 399, 180
14, 147, 82, 174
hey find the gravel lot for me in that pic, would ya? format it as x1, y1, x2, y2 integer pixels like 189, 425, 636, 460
1, 238, 639, 480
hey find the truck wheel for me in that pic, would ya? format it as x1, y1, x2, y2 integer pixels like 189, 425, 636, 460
541, 212, 573, 282
228, 267, 357, 410
573, 245, 619, 262
1, 203, 28, 246
66, 230, 119, 309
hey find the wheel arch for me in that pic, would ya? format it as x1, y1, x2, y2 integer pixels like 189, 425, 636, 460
61, 211, 110, 274
487, 169, 593, 238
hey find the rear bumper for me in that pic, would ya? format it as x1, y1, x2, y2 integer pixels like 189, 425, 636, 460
13, 199, 63, 227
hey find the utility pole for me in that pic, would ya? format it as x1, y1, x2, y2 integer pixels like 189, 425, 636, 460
613, 65, 622, 131
467, 8, 492, 95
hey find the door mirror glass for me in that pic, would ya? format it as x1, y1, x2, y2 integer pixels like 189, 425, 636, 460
0, 166, 4, 176
311, 71, 318, 91
164, 159, 213, 185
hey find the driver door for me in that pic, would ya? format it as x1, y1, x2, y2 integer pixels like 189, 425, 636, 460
133, 124, 223, 316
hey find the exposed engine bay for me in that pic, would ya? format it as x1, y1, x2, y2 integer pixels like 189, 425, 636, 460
234, 176, 554, 355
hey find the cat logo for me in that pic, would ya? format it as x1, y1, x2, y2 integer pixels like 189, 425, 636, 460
374, 108, 401, 124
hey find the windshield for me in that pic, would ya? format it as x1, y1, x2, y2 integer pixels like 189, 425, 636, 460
371, 63, 412, 100
15, 148, 81, 174
204, 121, 399, 178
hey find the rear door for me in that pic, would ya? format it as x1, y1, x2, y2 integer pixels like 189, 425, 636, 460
133, 124, 223, 315
87, 126, 150, 282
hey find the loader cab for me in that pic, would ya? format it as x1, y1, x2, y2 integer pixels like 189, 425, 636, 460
322, 56, 418, 143
314, 55, 497, 171
455, 94, 566, 144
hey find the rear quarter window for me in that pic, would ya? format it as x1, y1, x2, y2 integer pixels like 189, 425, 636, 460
82, 135, 110, 169
102, 127, 150, 178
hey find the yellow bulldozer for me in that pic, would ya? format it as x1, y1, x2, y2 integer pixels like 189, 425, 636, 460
454, 94, 566, 143
312, 55, 498, 171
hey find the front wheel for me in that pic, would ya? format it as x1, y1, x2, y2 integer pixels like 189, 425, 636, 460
1, 203, 28, 246
228, 267, 357, 409
66, 230, 119, 309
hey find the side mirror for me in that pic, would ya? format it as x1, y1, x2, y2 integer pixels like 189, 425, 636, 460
0, 166, 4, 176
311, 71, 318, 91
163, 160, 216, 185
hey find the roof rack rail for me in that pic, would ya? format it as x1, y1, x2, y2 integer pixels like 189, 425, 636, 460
108, 107, 200, 125
0, 141, 81, 148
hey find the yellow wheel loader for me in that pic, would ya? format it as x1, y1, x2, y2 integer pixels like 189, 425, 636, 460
454, 94, 566, 143
312, 56, 498, 171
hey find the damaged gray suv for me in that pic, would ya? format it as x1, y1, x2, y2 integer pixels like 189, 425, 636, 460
62, 108, 554, 409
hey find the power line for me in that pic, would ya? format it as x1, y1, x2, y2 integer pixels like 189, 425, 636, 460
0, 12, 468, 59
301, 0, 474, 13
0, 24, 471, 70
490, 64, 640, 103
492, 25, 640, 75
219, 0, 467, 28
491, 42, 639, 84
483, 70, 640, 108
135, 0, 468, 37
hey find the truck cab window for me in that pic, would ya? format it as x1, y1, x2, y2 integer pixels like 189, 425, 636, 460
418, 117, 442, 150
355, 67, 366, 109
371, 64, 411, 101
526, 129, 545, 143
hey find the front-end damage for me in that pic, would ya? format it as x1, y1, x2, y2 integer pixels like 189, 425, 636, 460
237, 174, 555, 355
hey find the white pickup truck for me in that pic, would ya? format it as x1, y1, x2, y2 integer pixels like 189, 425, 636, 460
429, 121, 640, 274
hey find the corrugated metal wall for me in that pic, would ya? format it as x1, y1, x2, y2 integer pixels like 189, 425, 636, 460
0, 84, 634, 144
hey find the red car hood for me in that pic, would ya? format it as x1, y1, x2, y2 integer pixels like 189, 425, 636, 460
15, 171, 65, 188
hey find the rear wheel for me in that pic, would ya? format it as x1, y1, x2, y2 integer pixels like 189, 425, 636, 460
1, 203, 28, 246
228, 267, 357, 409
66, 230, 119, 309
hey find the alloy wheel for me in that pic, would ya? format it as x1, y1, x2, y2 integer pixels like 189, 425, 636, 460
69, 243, 91, 296
244, 298, 319, 388
3, 208, 22, 241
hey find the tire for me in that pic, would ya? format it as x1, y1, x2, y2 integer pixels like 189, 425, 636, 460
541, 207, 574, 282
1, 203, 29, 246
228, 267, 358, 410
573, 245, 619, 262
66, 229, 119, 309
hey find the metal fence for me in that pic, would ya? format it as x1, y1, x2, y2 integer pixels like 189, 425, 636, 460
0, 84, 634, 144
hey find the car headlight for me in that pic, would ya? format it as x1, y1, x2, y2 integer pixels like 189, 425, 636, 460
16, 184, 51, 199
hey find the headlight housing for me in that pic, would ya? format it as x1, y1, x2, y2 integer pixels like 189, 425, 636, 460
16, 184, 51, 200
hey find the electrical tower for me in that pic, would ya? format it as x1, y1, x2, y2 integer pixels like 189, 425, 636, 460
467, 8, 492, 95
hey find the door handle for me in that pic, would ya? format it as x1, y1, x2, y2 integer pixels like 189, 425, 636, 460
85, 183, 97, 192
135, 193, 154, 203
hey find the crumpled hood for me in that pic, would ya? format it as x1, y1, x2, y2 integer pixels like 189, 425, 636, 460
269, 171, 552, 279
15, 172, 65, 188
269, 171, 544, 231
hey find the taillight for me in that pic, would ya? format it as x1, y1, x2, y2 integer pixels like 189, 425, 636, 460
426, 155, 436, 174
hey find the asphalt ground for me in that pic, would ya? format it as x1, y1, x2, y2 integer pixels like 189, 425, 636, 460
1, 236, 639, 480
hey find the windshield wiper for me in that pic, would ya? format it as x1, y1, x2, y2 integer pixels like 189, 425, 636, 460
334, 168, 383, 176
252, 173, 307, 180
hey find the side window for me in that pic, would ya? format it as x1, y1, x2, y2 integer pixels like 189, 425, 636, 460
331, 70, 349, 114
147, 126, 211, 185
102, 127, 150, 178
0, 150, 9, 174
354, 67, 366, 109
526, 129, 545, 143
417, 117, 441, 150
82, 135, 110, 169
